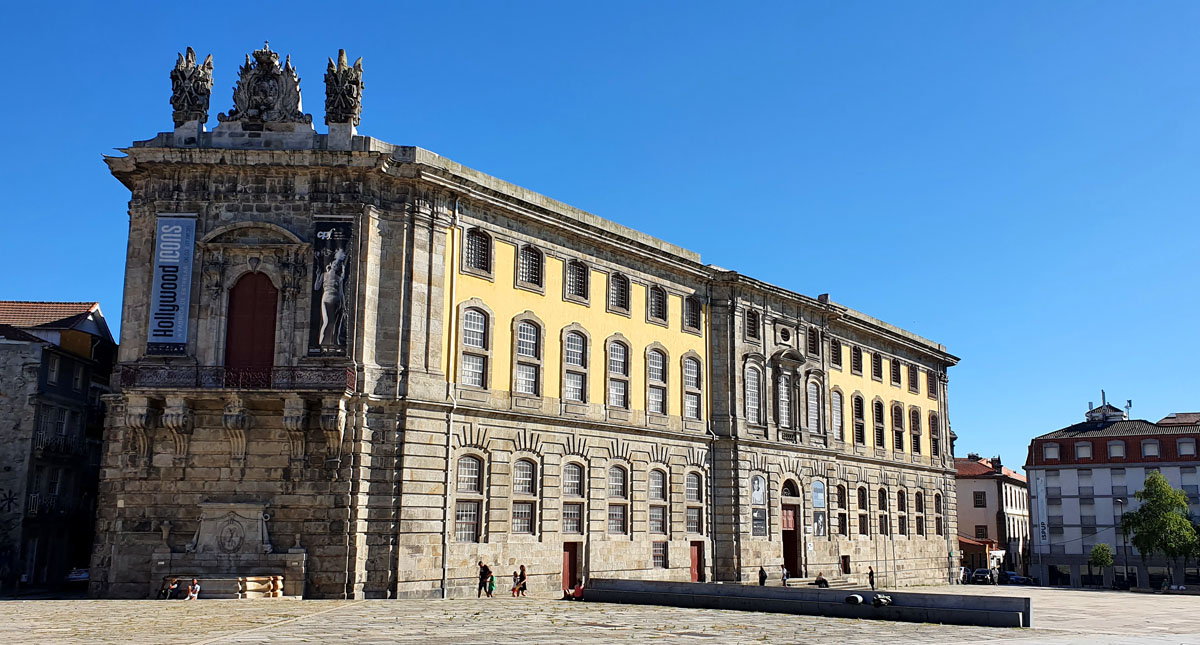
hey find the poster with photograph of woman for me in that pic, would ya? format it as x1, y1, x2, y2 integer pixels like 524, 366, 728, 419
309, 221, 353, 355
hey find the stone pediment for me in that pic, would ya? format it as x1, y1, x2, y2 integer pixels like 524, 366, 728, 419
202, 222, 304, 246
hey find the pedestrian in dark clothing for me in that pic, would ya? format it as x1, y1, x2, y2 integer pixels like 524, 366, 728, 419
477, 561, 492, 598
758, 567, 768, 586
868, 566, 876, 590
518, 564, 528, 597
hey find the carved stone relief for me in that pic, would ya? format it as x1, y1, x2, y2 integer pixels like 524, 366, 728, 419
170, 47, 214, 127
218, 42, 312, 124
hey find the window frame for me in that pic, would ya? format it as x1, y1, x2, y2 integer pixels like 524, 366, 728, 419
563, 462, 586, 498
806, 326, 820, 356
515, 244, 545, 292
806, 380, 821, 433
458, 303, 493, 389
851, 346, 863, 375
830, 338, 842, 369
871, 353, 883, 381
511, 315, 543, 399
646, 285, 668, 325
561, 326, 590, 405
852, 395, 866, 445
1108, 440, 1125, 458
831, 389, 845, 442
563, 259, 590, 305
454, 453, 486, 543
1043, 442, 1060, 460
606, 272, 631, 315
461, 227, 493, 279
745, 364, 764, 426
683, 296, 702, 333
646, 346, 669, 417
682, 353, 703, 421
1179, 438, 1197, 458
1142, 440, 1160, 458
745, 309, 761, 341
890, 358, 902, 387
606, 337, 631, 410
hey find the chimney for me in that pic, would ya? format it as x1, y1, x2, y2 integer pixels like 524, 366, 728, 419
992, 456, 1003, 471
967, 452, 980, 461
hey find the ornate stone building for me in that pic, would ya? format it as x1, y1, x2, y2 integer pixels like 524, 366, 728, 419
89, 44, 959, 599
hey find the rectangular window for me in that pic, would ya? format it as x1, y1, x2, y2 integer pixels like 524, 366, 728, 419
908, 364, 918, 393
926, 369, 937, 397
515, 363, 539, 396
894, 430, 904, 452
72, 365, 84, 391
1043, 443, 1060, 460
685, 392, 701, 420
814, 510, 827, 536
975, 524, 988, 539
608, 379, 628, 408
838, 513, 848, 536
872, 354, 883, 380
1109, 441, 1125, 458
652, 542, 668, 568
455, 501, 480, 542
878, 514, 889, 535
648, 386, 666, 415
911, 433, 921, 454
512, 502, 534, 534
687, 507, 702, 534
777, 374, 791, 428
875, 425, 885, 448
858, 513, 869, 535
890, 359, 901, 385
517, 325, 538, 357
563, 503, 583, 534
806, 327, 820, 355
1180, 439, 1197, 457
855, 422, 865, 445
1075, 442, 1092, 459
649, 506, 667, 534
830, 340, 842, 368
898, 515, 907, 535
973, 491, 986, 508
565, 336, 585, 366
462, 354, 486, 388
607, 504, 627, 534
1144, 441, 1160, 458
47, 355, 60, 384
564, 372, 585, 402
916, 515, 925, 536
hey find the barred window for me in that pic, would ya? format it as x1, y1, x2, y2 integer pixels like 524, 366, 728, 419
686, 473, 702, 502
851, 347, 863, 374
565, 332, 586, 367
908, 364, 919, 393
513, 459, 536, 495
608, 466, 627, 498
564, 372, 585, 403
890, 359, 901, 385
649, 386, 666, 414
563, 463, 585, 498
648, 286, 667, 321
777, 373, 791, 428
830, 339, 842, 368
652, 542, 668, 568
649, 506, 667, 534
872, 353, 883, 380
566, 261, 589, 300
807, 327, 819, 355
516, 322, 538, 358
516, 363, 539, 395
806, 381, 820, 431
746, 366, 762, 424
464, 229, 490, 272
512, 501, 534, 534
649, 470, 667, 501
608, 273, 630, 311
457, 456, 483, 493
685, 297, 701, 330
831, 391, 844, 441
686, 507, 702, 534
463, 309, 487, 349
684, 358, 700, 389
563, 502, 583, 534
608, 504, 627, 534
455, 501, 481, 542
609, 342, 628, 375
746, 309, 760, 339
561, 501, 580, 532
518, 245, 543, 286
648, 350, 666, 382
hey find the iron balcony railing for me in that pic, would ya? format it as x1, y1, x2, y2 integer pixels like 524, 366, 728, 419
32, 431, 86, 456
121, 365, 355, 391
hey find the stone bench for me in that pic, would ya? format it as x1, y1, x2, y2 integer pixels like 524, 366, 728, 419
161, 575, 286, 599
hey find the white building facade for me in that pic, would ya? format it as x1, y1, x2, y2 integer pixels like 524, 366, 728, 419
955, 454, 1029, 574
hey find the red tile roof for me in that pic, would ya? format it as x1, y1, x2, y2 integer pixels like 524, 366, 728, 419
955, 457, 1027, 483
0, 301, 99, 328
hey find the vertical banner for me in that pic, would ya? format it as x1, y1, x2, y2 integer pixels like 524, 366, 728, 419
147, 216, 196, 355
309, 221, 353, 356
1034, 474, 1049, 553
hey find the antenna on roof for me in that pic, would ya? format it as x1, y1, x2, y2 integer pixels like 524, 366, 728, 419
1126, 400, 1133, 418
1088, 401, 1093, 411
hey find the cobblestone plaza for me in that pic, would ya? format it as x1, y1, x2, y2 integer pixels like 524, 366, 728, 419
4, 587, 1197, 644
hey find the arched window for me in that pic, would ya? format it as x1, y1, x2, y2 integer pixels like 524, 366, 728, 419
878, 488, 888, 511
686, 472, 703, 503
648, 286, 667, 322
897, 490, 907, 513
514, 320, 541, 396
806, 327, 820, 355
563, 463, 585, 497
915, 491, 926, 536
782, 480, 800, 497
684, 297, 701, 331
910, 408, 922, 454
517, 245, 543, 287
777, 372, 792, 429
563, 331, 588, 403
683, 356, 702, 420
649, 469, 668, 534
871, 352, 883, 380
746, 309, 760, 340
806, 381, 821, 432
935, 493, 944, 535
608, 466, 627, 498
513, 459, 537, 496
852, 395, 865, 444
836, 483, 848, 535
461, 308, 489, 388
455, 455, 484, 542
745, 366, 763, 425
831, 390, 844, 441
813, 480, 826, 508
608, 273, 630, 312
897, 489, 908, 535
464, 228, 491, 273
565, 260, 589, 301
851, 346, 863, 374
686, 472, 703, 534
930, 413, 941, 457
607, 465, 628, 534
647, 349, 667, 414
650, 469, 667, 501
830, 338, 842, 368
607, 341, 629, 408
878, 487, 890, 536
857, 486, 869, 535
892, 404, 905, 452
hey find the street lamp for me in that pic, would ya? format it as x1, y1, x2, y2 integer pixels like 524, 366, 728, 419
1115, 497, 1127, 590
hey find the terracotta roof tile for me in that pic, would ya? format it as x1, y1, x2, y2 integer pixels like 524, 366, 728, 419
0, 301, 98, 328
954, 457, 1027, 483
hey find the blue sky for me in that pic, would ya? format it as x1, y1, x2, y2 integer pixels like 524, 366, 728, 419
3, 2, 1199, 470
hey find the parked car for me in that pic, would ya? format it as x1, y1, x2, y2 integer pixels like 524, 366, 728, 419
972, 568, 997, 584
1000, 571, 1032, 585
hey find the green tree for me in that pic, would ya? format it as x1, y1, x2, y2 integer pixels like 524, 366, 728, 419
1121, 471, 1198, 585
1087, 542, 1114, 584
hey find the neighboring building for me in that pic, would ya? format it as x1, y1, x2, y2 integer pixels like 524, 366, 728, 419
0, 302, 116, 590
1027, 403, 1200, 588
955, 453, 1029, 575
89, 45, 959, 599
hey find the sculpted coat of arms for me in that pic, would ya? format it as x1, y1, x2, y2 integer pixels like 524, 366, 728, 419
170, 47, 213, 127
219, 42, 312, 124
324, 49, 364, 126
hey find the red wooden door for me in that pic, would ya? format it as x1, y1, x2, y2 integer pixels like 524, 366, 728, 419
562, 542, 579, 589
225, 273, 278, 383
690, 542, 703, 582
781, 505, 796, 531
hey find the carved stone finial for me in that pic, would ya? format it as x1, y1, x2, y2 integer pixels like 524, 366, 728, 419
170, 47, 214, 127
324, 49, 364, 126
218, 43, 312, 124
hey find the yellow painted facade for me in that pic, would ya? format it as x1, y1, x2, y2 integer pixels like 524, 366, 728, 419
828, 351, 940, 455
443, 228, 707, 418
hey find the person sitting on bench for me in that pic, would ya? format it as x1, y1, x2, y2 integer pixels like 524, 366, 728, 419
811, 572, 830, 588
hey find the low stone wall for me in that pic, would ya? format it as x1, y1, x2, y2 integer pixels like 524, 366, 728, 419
159, 575, 289, 599
583, 579, 1031, 628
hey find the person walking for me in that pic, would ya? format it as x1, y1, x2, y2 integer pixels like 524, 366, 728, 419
477, 561, 492, 598
486, 573, 496, 597
518, 565, 528, 597
868, 566, 876, 591
781, 565, 789, 586
511, 571, 520, 597
758, 566, 768, 586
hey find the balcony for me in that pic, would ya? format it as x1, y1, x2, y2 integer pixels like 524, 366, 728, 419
32, 432, 86, 457
121, 365, 355, 392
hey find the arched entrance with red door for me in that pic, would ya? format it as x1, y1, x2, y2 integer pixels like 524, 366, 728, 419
225, 272, 278, 387
781, 479, 806, 579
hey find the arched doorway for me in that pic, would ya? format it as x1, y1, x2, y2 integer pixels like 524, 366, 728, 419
225, 272, 278, 387
781, 479, 805, 579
